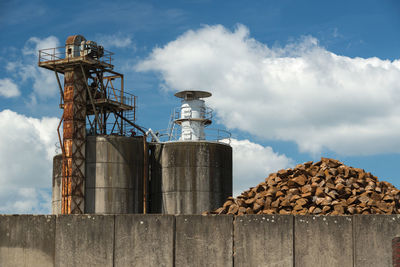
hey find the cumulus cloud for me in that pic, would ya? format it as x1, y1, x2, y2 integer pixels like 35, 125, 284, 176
0, 78, 20, 98
229, 138, 292, 196
137, 24, 400, 156
6, 36, 60, 100
96, 32, 134, 49
0, 110, 58, 213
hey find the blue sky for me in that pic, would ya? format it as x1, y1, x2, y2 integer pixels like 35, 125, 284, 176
1, 0, 400, 213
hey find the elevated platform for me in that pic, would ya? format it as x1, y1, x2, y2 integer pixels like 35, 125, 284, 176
59, 99, 133, 115
38, 56, 114, 73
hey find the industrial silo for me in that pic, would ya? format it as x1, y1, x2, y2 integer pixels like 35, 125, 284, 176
149, 90, 232, 214
52, 136, 145, 214
85, 135, 144, 214
45, 35, 146, 214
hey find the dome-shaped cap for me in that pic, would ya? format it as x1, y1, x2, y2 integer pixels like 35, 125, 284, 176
174, 90, 212, 100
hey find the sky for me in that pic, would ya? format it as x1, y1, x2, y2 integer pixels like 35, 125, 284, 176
1, 0, 400, 213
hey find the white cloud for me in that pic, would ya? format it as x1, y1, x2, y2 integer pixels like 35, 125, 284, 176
6, 36, 60, 101
0, 109, 58, 213
23, 36, 59, 56
229, 138, 292, 196
0, 78, 20, 98
96, 32, 134, 49
137, 24, 400, 156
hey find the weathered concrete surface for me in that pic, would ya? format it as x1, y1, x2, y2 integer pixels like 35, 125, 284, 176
160, 191, 226, 214
150, 142, 232, 214
234, 215, 293, 267
85, 136, 144, 214
295, 216, 353, 267
354, 215, 400, 267
55, 215, 114, 267
175, 215, 233, 267
86, 135, 144, 164
114, 214, 174, 267
0, 215, 55, 267
85, 188, 142, 214
52, 154, 62, 214
3, 214, 400, 266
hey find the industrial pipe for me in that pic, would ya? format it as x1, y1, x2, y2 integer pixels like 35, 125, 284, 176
146, 128, 161, 142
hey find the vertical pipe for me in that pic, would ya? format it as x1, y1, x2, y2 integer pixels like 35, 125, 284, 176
143, 135, 148, 214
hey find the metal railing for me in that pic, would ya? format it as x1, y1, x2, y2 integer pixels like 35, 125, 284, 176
38, 46, 114, 66
173, 106, 213, 121
102, 85, 136, 108
89, 108, 137, 136
154, 127, 231, 144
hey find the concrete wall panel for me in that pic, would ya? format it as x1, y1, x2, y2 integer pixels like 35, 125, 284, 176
295, 215, 353, 267
55, 215, 114, 267
114, 214, 174, 267
175, 215, 233, 267
234, 215, 293, 267
0, 215, 55, 267
354, 214, 400, 267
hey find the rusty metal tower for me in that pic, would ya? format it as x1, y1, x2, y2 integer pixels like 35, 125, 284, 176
38, 35, 139, 214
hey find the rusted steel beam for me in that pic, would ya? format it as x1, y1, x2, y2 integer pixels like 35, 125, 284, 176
79, 64, 100, 128
61, 67, 86, 214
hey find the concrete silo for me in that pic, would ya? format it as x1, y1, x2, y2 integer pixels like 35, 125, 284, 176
149, 90, 232, 214
42, 35, 146, 214
84, 136, 144, 214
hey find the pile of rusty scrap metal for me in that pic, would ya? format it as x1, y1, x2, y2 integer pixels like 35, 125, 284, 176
207, 157, 400, 215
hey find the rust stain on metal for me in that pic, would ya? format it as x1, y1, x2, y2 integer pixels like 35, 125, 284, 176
61, 67, 86, 214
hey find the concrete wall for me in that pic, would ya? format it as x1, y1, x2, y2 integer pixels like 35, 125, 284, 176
234, 215, 293, 267
295, 216, 353, 267
55, 215, 114, 266
0, 215, 55, 267
1, 214, 400, 266
175, 215, 233, 267
354, 215, 400, 267
114, 214, 174, 267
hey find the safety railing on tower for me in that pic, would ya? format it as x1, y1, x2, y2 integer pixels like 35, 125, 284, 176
38, 46, 114, 66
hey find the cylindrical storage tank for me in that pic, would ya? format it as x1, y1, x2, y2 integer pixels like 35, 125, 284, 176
52, 154, 62, 214
85, 135, 144, 214
149, 141, 232, 214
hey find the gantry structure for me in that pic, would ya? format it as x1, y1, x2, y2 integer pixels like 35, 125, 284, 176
38, 35, 138, 214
